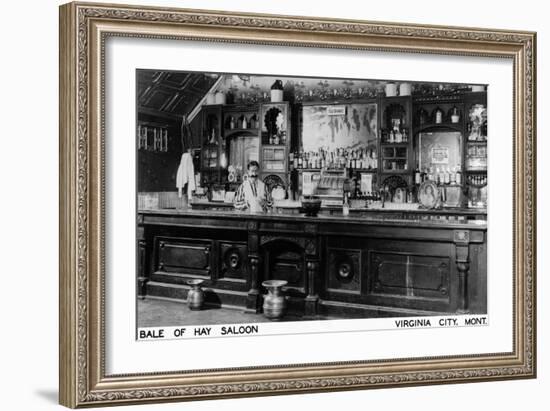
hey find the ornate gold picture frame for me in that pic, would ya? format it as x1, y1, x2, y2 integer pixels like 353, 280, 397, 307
59, 2, 536, 408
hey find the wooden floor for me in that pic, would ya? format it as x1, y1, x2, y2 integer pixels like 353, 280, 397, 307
137, 297, 319, 328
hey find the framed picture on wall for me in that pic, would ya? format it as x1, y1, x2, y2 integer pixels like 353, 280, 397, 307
59, 2, 536, 408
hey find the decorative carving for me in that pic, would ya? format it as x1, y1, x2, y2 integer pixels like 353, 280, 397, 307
68, 4, 535, 405
381, 175, 408, 191
454, 239, 470, 313
137, 240, 148, 298
137, 226, 145, 241
84, 363, 536, 402
228, 252, 240, 269
219, 243, 247, 282
80, 6, 534, 45
305, 239, 317, 256
306, 261, 319, 297
305, 260, 319, 317
262, 174, 286, 192
260, 235, 305, 249
306, 261, 318, 271
338, 262, 352, 279
247, 231, 259, 253
246, 255, 261, 312
454, 230, 470, 243
248, 256, 259, 291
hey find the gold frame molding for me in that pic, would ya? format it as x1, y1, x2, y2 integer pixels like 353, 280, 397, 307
59, 1, 536, 408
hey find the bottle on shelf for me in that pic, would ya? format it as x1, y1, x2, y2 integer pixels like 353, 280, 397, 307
435, 107, 444, 124
342, 191, 350, 216
414, 168, 422, 185
443, 167, 450, 185
395, 128, 403, 143
436, 167, 443, 185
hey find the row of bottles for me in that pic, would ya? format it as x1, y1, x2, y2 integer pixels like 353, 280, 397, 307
382, 127, 409, 144
290, 148, 378, 170
415, 166, 463, 186
466, 174, 488, 186
416, 106, 461, 126
226, 114, 259, 130
353, 186, 415, 204
268, 133, 287, 145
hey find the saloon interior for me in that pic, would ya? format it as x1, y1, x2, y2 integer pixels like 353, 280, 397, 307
136, 70, 487, 326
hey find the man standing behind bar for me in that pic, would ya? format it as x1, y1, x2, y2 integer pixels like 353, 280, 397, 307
234, 161, 272, 212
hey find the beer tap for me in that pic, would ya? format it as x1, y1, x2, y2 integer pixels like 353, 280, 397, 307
380, 185, 389, 208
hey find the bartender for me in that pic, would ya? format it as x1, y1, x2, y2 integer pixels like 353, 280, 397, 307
233, 161, 272, 212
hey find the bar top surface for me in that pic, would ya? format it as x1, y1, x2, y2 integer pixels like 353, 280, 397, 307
138, 208, 487, 230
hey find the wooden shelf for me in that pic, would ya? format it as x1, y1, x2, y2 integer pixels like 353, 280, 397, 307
380, 142, 410, 146
414, 122, 462, 133
380, 170, 410, 174
224, 128, 259, 134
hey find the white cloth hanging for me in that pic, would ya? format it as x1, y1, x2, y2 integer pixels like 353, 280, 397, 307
176, 152, 196, 198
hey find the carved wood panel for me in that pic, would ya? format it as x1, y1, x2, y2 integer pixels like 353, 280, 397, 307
369, 252, 450, 302
155, 237, 212, 278
327, 248, 361, 294
219, 241, 248, 283
262, 240, 306, 295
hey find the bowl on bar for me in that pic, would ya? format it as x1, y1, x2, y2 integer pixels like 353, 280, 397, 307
301, 195, 322, 217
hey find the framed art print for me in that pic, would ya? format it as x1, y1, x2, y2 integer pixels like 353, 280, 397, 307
59, 2, 536, 407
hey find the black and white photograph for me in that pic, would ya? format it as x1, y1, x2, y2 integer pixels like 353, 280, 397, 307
136, 70, 488, 334
2, 0, 544, 408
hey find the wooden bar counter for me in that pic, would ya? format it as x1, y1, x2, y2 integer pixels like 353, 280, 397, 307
137, 207, 487, 318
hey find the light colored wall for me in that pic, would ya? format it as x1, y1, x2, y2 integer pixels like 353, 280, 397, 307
0, 0, 547, 410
